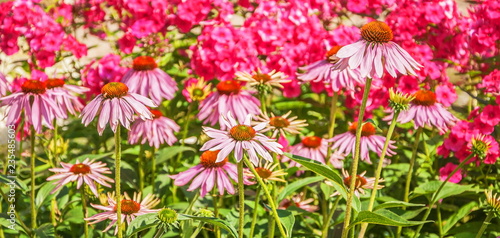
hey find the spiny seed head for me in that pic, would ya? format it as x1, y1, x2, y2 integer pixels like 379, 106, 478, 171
158, 208, 178, 223
21, 80, 46, 94
485, 189, 500, 212
116, 200, 141, 215
343, 175, 368, 188
361, 21, 393, 43
229, 125, 256, 141
216, 80, 241, 95
197, 208, 214, 217
413, 90, 437, 106
101, 82, 129, 98
470, 135, 492, 159
133, 56, 157, 71
255, 167, 273, 179
326, 46, 343, 63
348, 122, 376, 137
389, 88, 415, 112
269, 116, 290, 128
302, 136, 322, 148
45, 78, 65, 89
69, 163, 91, 174
200, 150, 228, 168
252, 73, 272, 83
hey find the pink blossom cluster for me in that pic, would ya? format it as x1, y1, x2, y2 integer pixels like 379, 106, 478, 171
81, 54, 128, 97
170, 0, 234, 33
467, 1, 500, 58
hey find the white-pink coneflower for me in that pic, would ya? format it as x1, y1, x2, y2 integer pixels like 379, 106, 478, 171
47, 158, 114, 197
0, 72, 9, 96
128, 109, 180, 148
330, 169, 383, 197
45, 78, 89, 116
200, 112, 283, 166
80, 82, 156, 135
333, 21, 422, 79
253, 111, 308, 138
121, 56, 178, 105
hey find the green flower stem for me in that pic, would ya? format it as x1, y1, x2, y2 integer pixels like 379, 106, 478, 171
81, 187, 89, 238
404, 128, 423, 203
249, 186, 262, 238
237, 161, 245, 238
341, 77, 373, 238
475, 211, 494, 238
30, 127, 37, 233
185, 192, 199, 215
413, 154, 474, 238
322, 196, 341, 238
268, 212, 275, 238
189, 222, 205, 238
114, 126, 123, 238
50, 198, 57, 226
176, 103, 194, 165
437, 202, 443, 237
243, 157, 287, 238
358, 111, 400, 238
260, 94, 268, 115
151, 147, 156, 194
326, 92, 339, 160
213, 194, 221, 238
138, 144, 145, 192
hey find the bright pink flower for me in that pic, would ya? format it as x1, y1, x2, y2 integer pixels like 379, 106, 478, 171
466, 134, 499, 165
0, 79, 65, 133
479, 105, 500, 127
200, 112, 283, 166
439, 163, 463, 183
435, 84, 457, 107
81, 82, 156, 135
47, 158, 114, 197
282, 136, 328, 169
85, 192, 160, 235
45, 78, 89, 116
128, 109, 180, 148
334, 21, 422, 79
121, 56, 178, 105
197, 80, 261, 129
330, 122, 395, 164
170, 150, 252, 197
479, 69, 500, 95
81, 54, 128, 96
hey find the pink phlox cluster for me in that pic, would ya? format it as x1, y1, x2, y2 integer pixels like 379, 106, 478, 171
468, 1, 500, 58
81, 54, 128, 97
439, 162, 463, 184
170, 0, 234, 33
343, 0, 397, 16
479, 69, 500, 95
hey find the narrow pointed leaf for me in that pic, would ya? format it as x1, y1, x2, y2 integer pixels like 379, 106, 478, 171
349, 209, 431, 229
180, 214, 238, 238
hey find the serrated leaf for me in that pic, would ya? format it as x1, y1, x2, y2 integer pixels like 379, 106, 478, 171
156, 146, 196, 165
443, 201, 478, 234
277, 176, 324, 202
180, 214, 238, 238
126, 213, 158, 237
277, 209, 295, 238
35, 182, 57, 208
373, 201, 425, 211
349, 209, 430, 229
412, 181, 478, 201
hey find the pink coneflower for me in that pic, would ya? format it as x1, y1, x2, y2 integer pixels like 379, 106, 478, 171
298, 46, 365, 92
197, 80, 261, 129
389, 90, 457, 134
85, 192, 160, 235
245, 162, 287, 183
333, 21, 422, 78
128, 109, 180, 148
330, 169, 383, 197
170, 150, 253, 197
282, 136, 328, 168
45, 78, 89, 116
47, 158, 114, 197
80, 82, 156, 135
200, 112, 283, 166
235, 68, 290, 89
182, 78, 212, 103
253, 111, 308, 138
279, 193, 318, 212
121, 56, 178, 105
329, 122, 396, 164
467, 134, 499, 164
0, 73, 9, 96
0, 79, 65, 133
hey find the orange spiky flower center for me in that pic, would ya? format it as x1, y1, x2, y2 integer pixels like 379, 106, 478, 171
150, 109, 163, 119
101, 82, 129, 98
69, 163, 91, 174
252, 73, 272, 83
21, 80, 46, 94
200, 150, 228, 168
343, 175, 368, 188
45, 78, 65, 89
216, 80, 241, 95
230, 125, 256, 141
326, 46, 342, 59
361, 21, 393, 43
269, 116, 290, 128
115, 200, 141, 215
302, 136, 322, 148
413, 90, 437, 106
256, 167, 273, 179
133, 56, 157, 71
348, 122, 376, 136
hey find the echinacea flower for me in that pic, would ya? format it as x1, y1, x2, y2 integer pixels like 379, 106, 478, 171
170, 150, 253, 197
200, 112, 283, 166
45, 78, 89, 116
329, 122, 396, 163
485, 189, 500, 212
330, 169, 383, 197
245, 162, 287, 183
334, 21, 422, 78
253, 111, 308, 138
298, 46, 365, 92
81, 82, 156, 135
85, 192, 160, 235
121, 56, 178, 105
0, 79, 66, 133
128, 109, 180, 148
282, 136, 328, 169
182, 78, 212, 103
388, 87, 415, 112
235, 68, 290, 90
467, 134, 499, 164
279, 193, 318, 212
197, 80, 261, 129
0, 72, 9, 96
47, 158, 114, 197
388, 90, 457, 134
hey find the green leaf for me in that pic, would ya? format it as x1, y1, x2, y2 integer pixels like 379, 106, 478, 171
33, 223, 55, 238
126, 213, 158, 237
401, 207, 427, 220
349, 209, 430, 229
412, 181, 478, 201
277, 209, 295, 238
0, 174, 28, 193
443, 201, 478, 234
180, 214, 238, 238
277, 176, 324, 202
72, 152, 113, 162
35, 182, 57, 208
373, 201, 425, 211
156, 146, 196, 165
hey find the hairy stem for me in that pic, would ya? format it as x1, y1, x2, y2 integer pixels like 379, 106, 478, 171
30, 127, 37, 233
404, 128, 423, 203
249, 186, 262, 238
115, 126, 123, 238
237, 161, 245, 238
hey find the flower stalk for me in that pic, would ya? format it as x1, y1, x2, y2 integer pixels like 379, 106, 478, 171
249, 186, 262, 238
114, 126, 123, 238
30, 126, 37, 232
326, 92, 339, 160
475, 211, 494, 238
237, 160, 245, 238
404, 128, 423, 204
